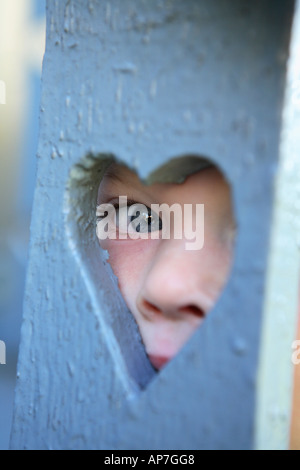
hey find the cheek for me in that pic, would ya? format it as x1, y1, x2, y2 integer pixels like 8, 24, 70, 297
203, 234, 234, 289
100, 240, 159, 309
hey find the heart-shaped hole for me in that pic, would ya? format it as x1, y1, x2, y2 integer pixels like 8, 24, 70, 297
65, 153, 236, 391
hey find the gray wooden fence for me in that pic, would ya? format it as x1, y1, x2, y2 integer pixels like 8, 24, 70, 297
10, 0, 300, 450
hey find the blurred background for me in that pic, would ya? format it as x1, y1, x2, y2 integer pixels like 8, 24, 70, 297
0, 0, 46, 449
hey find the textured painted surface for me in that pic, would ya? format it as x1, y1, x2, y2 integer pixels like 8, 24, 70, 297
255, 0, 300, 450
11, 0, 296, 450
0, 341, 6, 365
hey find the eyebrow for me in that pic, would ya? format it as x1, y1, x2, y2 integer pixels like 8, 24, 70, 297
98, 164, 141, 205
102, 165, 127, 185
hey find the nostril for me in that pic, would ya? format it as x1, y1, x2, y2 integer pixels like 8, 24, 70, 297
142, 300, 161, 315
180, 305, 206, 318
141, 300, 206, 319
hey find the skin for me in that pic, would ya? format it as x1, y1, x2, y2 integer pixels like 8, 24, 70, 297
97, 160, 236, 369
97, 160, 300, 446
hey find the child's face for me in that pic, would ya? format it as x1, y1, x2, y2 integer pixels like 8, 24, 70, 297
97, 160, 236, 371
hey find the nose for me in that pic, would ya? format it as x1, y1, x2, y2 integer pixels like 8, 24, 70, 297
136, 238, 226, 322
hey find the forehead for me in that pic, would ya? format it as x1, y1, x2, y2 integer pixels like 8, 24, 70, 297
102, 163, 141, 186
100, 156, 217, 186
98, 161, 230, 206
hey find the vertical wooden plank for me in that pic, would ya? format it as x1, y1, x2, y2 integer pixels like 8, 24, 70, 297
255, 0, 300, 450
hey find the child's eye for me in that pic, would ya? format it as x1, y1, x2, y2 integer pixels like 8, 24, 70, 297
116, 203, 162, 234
